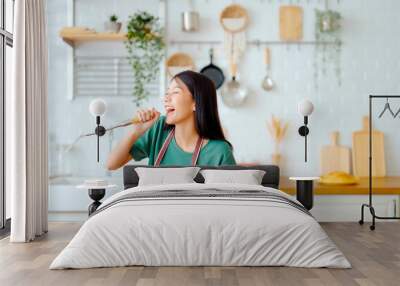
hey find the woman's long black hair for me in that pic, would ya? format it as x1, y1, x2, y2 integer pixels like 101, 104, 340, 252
164, 70, 232, 148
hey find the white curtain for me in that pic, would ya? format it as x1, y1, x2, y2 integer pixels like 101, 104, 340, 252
9, 0, 48, 242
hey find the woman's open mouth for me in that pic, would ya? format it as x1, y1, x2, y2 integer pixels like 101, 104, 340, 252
165, 106, 175, 115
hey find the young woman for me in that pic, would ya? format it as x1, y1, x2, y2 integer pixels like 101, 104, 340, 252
106, 70, 236, 169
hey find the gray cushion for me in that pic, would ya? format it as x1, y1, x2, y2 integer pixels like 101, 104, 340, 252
123, 165, 280, 189
135, 167, 200, 186
200, 169, 266, 185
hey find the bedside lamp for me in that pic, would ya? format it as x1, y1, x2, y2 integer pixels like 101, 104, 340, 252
89, 98, 107, 162
297, 99, 314, 162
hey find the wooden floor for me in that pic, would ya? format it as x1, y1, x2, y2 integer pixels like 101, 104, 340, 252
0, 222, 399, 286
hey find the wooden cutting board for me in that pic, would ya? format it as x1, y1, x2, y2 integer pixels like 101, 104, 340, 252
320, 131, 351, 175
352, 116, 386, 177
279, 6, 303, 42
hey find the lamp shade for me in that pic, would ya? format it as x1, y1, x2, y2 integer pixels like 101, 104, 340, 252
297, 99, 314, 116
89, 98, 107, 117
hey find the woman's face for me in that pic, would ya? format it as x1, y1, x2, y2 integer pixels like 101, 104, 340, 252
163, 78, 195, 125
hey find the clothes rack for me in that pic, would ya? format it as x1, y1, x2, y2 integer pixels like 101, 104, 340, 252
359, 95, 400, 230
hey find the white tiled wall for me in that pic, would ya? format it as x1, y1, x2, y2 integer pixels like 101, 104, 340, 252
47, 0, 400, 181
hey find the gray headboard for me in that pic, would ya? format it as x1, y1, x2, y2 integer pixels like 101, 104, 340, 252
123, 165, 280, 189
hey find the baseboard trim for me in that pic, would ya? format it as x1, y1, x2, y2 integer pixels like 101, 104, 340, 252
48, 211, 88, 222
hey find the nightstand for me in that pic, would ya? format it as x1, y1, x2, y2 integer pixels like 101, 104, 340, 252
289, 177, 319, 210
77, 180, 117, 215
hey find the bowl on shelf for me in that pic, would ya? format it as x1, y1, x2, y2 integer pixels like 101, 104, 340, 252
319, 171, 359, 185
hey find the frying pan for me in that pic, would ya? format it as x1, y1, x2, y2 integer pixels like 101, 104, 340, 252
200, 49, 225, 89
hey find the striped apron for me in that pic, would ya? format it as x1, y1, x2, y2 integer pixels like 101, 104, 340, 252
154, 128, 204, 166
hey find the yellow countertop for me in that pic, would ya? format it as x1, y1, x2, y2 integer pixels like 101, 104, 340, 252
279, 176, 400, 195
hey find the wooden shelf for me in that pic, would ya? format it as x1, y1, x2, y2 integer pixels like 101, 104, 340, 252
280, 176, 400, 195
60, 27, 340, 48
59, 27, 126, 47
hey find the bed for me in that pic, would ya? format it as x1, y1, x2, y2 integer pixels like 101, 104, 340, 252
50, 165, 350, 269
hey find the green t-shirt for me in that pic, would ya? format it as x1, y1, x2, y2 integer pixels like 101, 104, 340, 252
129, 116, 236, 166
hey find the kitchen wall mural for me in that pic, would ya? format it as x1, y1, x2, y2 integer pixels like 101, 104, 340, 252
47, 0, 400, 188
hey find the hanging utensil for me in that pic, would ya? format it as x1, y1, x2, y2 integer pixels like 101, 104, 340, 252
221, 61, 248, 107
219, 4, 249, 36
165, 52, 195, 77
181, 0, 200, 32
200, 49, 225, 90
279, 5, 303, 42
182, 11, 199, 32
219, 4, 249, 67
261, 47, 275, 91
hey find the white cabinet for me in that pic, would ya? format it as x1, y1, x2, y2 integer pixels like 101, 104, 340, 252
309, 195, 399, 222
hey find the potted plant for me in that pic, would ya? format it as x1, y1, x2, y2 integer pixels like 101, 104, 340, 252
125, 11, 165, 106
316, 10, 341, 33
104, 14, 122, 33
314, 9, 342, 89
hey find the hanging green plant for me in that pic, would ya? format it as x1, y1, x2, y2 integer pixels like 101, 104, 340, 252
125, 11, 165, 106
314, 9, 342, 90
316, 9, 341, 34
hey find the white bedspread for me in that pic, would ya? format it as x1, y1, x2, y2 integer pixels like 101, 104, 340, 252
50, 183, 351, 269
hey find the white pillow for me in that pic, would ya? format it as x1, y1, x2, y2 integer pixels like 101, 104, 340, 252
135, 167, 201, 186
200, 169, 266, 185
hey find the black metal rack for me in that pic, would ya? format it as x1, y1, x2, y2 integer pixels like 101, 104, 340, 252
359, 95, 400, 230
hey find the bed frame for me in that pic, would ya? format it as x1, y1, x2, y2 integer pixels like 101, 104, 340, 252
123, 165, 280, 190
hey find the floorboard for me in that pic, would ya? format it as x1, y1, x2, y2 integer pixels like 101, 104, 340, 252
0, 222, 399, 286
